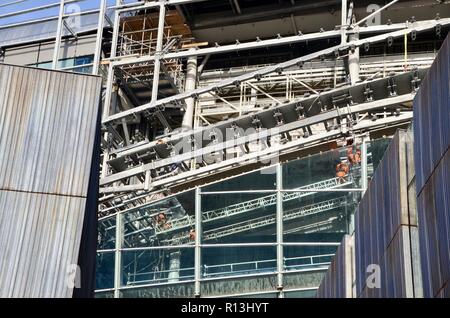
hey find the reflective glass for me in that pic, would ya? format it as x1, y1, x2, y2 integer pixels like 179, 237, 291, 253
282, 191, 361, 242
96, 252, 115, 290
201, 246, 277, 279
98, 216, 116, 250
121, 248, 194, 287
282, 146, 362, 190
202, 166, 276, 191
201, 193, 277, 243
122, 190, 195, 247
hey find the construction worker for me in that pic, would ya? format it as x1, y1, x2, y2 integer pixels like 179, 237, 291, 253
157, 212, 166, 224
354, 149, 362, 164
189, 229, 196, 241
347, 146, 356, 165
336, 162, 349, 183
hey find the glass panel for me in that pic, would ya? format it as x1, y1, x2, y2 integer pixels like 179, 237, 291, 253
201, 193, 277, 243
96, 252, 115, 290
122, 190, 195, 247
201, 274, 277, 297
202, 166, 276, 192
119, 283, 195, 298
282, 191, 361, 242
228, 292, 278, 298
98, 216, 116, 250
201, 246, 276, 279
283, 270, 327, 290
284, 289, 318, 298
367, 138, 391, 179
283, 245, 337, 272
95, 291, 114, 298
121, 248, 194, 287
282, 145, 362, 190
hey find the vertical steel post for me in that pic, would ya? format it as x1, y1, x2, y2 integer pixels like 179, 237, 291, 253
341, 0, 347, 44
361, 134, 369, 193
348, 27, 360, 85
93, 0, 107, 75
151, 1, 166, 103
114, 213, 123, 298
276, 163, 284, 294
52, 0, 65, 69
194, 187, 202, 297
182, 50, 198, 129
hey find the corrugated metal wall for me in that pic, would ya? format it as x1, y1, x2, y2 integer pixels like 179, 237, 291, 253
317, 130, 422, 298
0, 64, 101, 297
354, 130, 422, 298
413, 34, 450, 298
316, 235, 354, 298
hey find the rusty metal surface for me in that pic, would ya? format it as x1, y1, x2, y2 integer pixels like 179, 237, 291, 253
0, 64, 101, 297
316, 235, 353, 298
413, 34, 450, 298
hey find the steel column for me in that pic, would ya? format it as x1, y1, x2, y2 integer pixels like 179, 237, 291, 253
276, 164, 284, 291
114, 212, 123, 298
52, 0, 65, 69
93, 0, 107, 75
194, 187, 202, 297
151, 2, 167, 103
182, 51, 198, 129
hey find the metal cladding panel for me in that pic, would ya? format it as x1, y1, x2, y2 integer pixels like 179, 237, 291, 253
413, 34, 450, 298
0, 190, 86, 297
416, 151, 450, 297
354, 130, 420, 297
413, 34, 450, 191
316, 235, 353, 298
0, 64, 101, 197
0, 64, 101, 297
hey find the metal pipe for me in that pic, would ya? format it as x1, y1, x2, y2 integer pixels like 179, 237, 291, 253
276, 164, 283, 290
341, 0, 347, 44
151, 1, 166, 103
182, 51, 198, 129
92, 0, 107, 75
114, 213, 122, 298
52, 0, 65, 69
194, 187, 202, 297
348, 27, 360, 84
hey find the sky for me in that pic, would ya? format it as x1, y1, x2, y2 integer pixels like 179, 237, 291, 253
0, 0, 133, 26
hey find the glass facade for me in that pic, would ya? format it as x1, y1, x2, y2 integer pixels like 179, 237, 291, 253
28, 55, 94, 74
95, 138, 391, 297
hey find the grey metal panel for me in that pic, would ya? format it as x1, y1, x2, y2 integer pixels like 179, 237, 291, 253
416, 151, 450, 297
354, 130, 421, 298
414, 34, 450, 298
0, 190, 86, 297
413, 34, 450, 191
0, 64, 101, 297
0, 64, 101, 197
316, 235, 353, 298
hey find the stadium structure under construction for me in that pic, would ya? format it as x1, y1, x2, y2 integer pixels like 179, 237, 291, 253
0, 0, 449, 298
